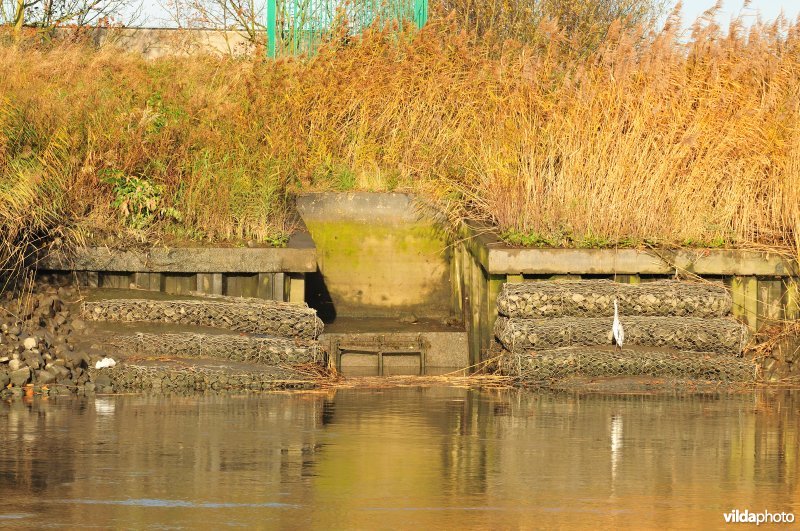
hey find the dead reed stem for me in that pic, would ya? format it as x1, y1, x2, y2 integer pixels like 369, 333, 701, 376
1, 9, 798, 264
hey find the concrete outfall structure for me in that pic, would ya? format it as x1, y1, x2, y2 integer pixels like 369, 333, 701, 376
297, 193, 469, 373
20, 192, 799, 386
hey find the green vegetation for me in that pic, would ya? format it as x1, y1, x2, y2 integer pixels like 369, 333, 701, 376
102, 170, 182, 230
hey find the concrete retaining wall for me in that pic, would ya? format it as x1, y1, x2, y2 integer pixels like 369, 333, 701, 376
52, 27, 256, 59
456, 222, 800, 366
37, 231, 315, 303
30, 195, 798, 376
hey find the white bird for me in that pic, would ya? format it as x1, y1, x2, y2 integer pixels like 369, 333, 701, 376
95, 357, 117, 369
612, 298, 624, 350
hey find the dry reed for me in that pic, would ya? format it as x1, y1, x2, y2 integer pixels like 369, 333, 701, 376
1, 5, 799, 275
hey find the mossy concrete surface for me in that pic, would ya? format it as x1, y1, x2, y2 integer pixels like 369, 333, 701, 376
298, 193, 453, 319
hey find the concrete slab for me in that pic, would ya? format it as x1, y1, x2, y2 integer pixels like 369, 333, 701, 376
319, 327, 468, 371
38, 231, 317, 274
463, 222, 799, 276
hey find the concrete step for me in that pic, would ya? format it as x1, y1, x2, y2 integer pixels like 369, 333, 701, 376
82, 293, 323, 339
495, 316, 749, 355
499, 346, 756, 382
497, 279, 731, 318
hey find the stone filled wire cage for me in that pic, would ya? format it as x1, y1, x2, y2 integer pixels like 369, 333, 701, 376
82, 297, 324, 339
499, 347, 758, 383
496, 279, 733, 318
111, 333, 324, 366
491, 279, 760, 383
267, 0, 428, 57
494, 316, 750, 356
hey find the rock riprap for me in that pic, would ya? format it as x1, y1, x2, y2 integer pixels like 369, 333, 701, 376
82, 296, 324, 339
497, 279, 732, 318
0, 287, 103, 392
112, 332, 322, 366
495, 316, 749, 355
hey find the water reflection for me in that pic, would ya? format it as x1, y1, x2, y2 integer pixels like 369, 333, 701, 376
94, 398, 116, 416
610, 414, 623, 487
0, 389, 798, 528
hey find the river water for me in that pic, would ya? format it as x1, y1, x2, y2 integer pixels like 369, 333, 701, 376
1, 388, 798, 529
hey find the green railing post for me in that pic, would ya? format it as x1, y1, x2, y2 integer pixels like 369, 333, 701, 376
267, 0, 277, 58
414, 0, 427, 28
269, 0, 427, 58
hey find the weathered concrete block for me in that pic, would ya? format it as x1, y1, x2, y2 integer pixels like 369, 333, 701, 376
196, 273, 223, 295
39, 238, 316, 274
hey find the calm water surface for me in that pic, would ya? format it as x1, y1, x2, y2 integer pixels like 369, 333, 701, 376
1, 388, 798, 529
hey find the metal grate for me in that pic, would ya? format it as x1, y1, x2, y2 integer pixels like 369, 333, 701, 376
334, 334, 426, 375
267, 0, 428, 57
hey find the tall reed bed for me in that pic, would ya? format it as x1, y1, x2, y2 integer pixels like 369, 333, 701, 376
1, 7, 799, 273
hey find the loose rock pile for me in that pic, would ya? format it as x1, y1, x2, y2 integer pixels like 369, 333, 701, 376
0, 286, 112, 396
83, 297, 324, 339
496, 280, 757, 383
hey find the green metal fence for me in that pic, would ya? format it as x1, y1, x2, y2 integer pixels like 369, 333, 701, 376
267, 0, 428, 57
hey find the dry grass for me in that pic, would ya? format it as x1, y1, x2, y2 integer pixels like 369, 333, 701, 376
747, 321, 800, 359
1, 5, 799, 284
0, 40, 296, 285
436, 0, 666, 53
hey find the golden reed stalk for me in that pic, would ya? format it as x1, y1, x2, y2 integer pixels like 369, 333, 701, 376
1, 8, 798, 267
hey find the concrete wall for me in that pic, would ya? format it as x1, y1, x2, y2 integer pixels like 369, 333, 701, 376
297, 193, 453, 320
53, 27, 256, 59
37, 232, 315, 302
